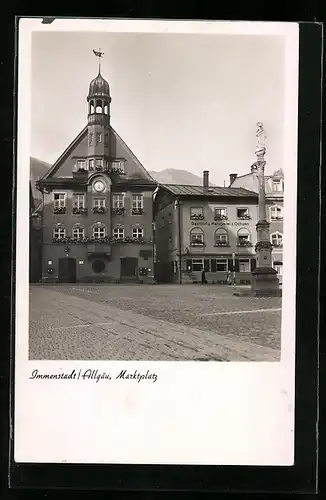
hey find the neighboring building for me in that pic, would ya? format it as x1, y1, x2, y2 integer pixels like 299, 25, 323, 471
229, 167, 284, 283
153, 171, 260, 284
36, 68, 157, 283
29, 182, 42, 283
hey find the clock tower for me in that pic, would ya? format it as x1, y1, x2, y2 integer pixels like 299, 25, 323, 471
87, 54, 111, 162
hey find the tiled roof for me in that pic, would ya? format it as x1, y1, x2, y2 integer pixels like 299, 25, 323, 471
160, 184, 258, 197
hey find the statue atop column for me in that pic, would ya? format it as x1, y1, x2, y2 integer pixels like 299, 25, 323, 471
255, 121, 267, 155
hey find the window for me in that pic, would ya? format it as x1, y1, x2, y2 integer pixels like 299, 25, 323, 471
95, 159, 103, 169
96, 133, 102, 144
273, 255, 283, 275
190, 207, 204, 220
92, 223, 106, 239
132, 227, 144, 239
113, 194, 125, 208
88, 133, 93, 146
216, 258, 228, 272
72, 226, 85, 239
132, 194, 143, 209
237, 228, 251, 246
237, 207, 249, 218
89, 159, 95, 171
53, 193, 66, 208
214, 228, 228, 245
192, 259, 204, 272
239, 259, 250, 272
271, 232, 283, 247
93, 198, 106, 208
77, 159, 86, 171
53, 225, 65, 239
113, 227, 124, 239
214, 207, 227, 219
92, 260, 105, 273
190, 228, 204, 245
270, 205, 283, 220
272, 179, 283, 192
105, 134, 109, 145
73, 194, 85, 208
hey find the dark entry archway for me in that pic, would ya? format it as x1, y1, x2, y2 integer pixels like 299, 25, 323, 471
120, 257, 138, 279
58, 258, 77, 283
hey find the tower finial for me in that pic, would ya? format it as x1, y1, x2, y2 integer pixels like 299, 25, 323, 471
93, 48, 104, 73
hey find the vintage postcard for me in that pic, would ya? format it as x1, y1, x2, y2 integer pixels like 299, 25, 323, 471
15, 19, 298, 466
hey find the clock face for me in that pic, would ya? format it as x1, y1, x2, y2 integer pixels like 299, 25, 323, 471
94, 180, 105, 192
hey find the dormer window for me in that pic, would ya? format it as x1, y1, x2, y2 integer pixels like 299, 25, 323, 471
272, 179, 283, 192
95, 159, 103, 171
76, 159, 87, 172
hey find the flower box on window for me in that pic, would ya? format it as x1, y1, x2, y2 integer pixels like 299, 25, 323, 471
106, 166, 125, 175
92, 206, 107, 214
237, 240, 253, 247
190, 239, 205, 246
95, 165, 104, 171
190, 213, 204, 220
272, 242, 283, 248
271, 217, 283, 221
73, 207, 88, 215
131, 208, 144, 215
112, 207, 125, 216
53, 207, 66, 214
214, 214, 228, 220
237, 215, 251, 220
214, 241, 230, 247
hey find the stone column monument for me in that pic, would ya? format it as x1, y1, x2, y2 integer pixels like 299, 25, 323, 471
250, 122, 281, 296
234, 122, 281, 297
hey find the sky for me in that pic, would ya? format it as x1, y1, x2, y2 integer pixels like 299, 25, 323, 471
31, 30, 286, 185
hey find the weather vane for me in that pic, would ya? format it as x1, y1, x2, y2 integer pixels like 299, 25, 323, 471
93, 48, 104, 72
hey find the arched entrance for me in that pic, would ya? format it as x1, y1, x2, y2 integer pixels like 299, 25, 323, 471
58, 258, 77, 283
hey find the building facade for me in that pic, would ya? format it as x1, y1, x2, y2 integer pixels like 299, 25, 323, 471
37, 69, 157, 283
29, 182, 42, 283
229, 168, 284, 282
154, 171, 261, 284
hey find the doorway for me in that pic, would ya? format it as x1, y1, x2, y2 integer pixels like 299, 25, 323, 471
120, 257, 138, 278
58, 258, 77, 283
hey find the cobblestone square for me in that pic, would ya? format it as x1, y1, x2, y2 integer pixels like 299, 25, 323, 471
29, 284, 282, 361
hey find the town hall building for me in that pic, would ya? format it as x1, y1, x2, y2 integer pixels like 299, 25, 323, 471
36, 61, 157, 283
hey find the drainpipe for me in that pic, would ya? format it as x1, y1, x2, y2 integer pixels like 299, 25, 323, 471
177, 197, 182, 284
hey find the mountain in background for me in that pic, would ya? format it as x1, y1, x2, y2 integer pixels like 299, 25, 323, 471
148, 168, 216, 186
30, 157, 52, 205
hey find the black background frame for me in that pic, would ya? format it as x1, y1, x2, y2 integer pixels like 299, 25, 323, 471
1, 13, 323, 497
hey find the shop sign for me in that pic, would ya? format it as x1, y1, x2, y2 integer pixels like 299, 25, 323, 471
191, 221, 250, 227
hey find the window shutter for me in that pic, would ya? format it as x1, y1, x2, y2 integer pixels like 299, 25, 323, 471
211, 259, 217, 272
235, 259, 240, 272
228, 259, 233, 272
186, 259, 192, 271
204, 259, 210, 272
251, 258, 257, 272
